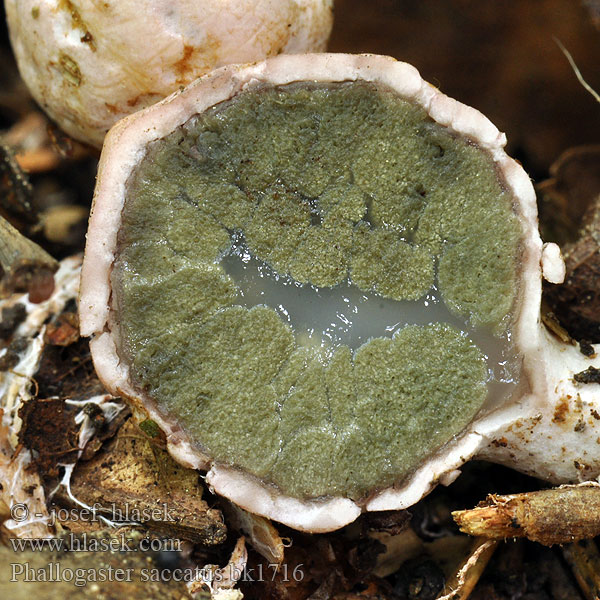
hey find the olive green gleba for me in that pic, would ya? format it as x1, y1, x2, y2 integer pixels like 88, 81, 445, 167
111, 81, 521, 499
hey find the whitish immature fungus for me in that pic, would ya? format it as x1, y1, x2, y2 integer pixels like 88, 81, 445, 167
80, 54, 600, 532
5, 0, 333, 147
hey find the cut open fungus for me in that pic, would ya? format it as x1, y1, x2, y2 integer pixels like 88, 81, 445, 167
80, 54, 600, 532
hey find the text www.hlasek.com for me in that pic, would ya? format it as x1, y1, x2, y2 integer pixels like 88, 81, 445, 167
10, 532, 181, 553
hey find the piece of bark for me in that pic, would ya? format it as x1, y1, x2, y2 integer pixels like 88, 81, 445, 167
64, 419, 227, 546
35, 334, 106, 401
453, 484, 600, 546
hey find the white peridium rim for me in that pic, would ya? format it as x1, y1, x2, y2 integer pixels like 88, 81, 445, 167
80, 53, 543, 532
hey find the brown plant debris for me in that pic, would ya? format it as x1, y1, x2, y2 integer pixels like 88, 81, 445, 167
3, 113, 62, 174
0, 336, 30, 371
3, 112, 90, 175
0, 142, 36, 227
540, 307, 575, 345
562, 539, 600, 600
583, 0, 600, 30
391, 556, 445, 599
0, 215, 57, 302
547, 246, 600, 343
579, 339, 596, 357
62, 419, 227, 546
35, 331, 105, 401
0, 301, 26, 340
240, 521, 414, 600
467, 539, 583, 600
543, 199, 600, 342
222, 501, 285, 564
364, 511, 411, 537
437, 537, 497, 600
453, 484, 600, 546
330, 583, 396, 599
42, 204, 89, 246
538, 145, 600, 243
17, 397, 80, 479
78, 398, 131, 461
189, 535, 248, 596
541, 147, 600, 343
43, 310, 80, 346
574, 366, 600, 384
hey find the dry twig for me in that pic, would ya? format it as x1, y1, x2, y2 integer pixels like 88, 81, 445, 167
453, 483, 600, 546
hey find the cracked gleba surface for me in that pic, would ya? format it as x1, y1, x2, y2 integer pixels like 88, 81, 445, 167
110, 80, 523, 500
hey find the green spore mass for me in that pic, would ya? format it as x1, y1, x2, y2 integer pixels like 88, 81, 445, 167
112, 82, 522, 499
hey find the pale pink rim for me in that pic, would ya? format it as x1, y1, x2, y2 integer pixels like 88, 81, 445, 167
80, 53, 547, 532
